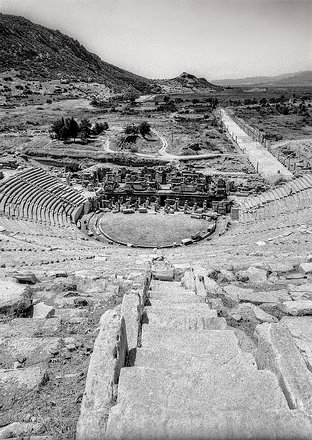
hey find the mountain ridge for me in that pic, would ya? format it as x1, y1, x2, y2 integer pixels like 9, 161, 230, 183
0, 13, 158, 94
213, 71, 312, 87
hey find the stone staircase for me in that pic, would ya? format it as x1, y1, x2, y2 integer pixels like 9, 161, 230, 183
103, 277, 312, 439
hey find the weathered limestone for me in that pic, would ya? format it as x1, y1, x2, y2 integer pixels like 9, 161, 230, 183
12, 272, 39, 284
229, 303, 278, 323
115, 365, 288, 412
0, 422, 45, 439
181, 269, 196, 291
288, 283, 312, 301
153, 268, 174, 281
0, 280, 32, 314
0, 318, 62, 338
299, 263, 312, 275
32, 302, 55, 319
232, 287, 291, 304
145, 306, 225, 331
278, 300, 312, 316
255, 322, 312, 414
268, 262, 294, 274
106, 405, 312, 440
281, 316, 312, 371
0, 364, 48, 391
246, 267, 267, 283
121, 293, 141, 361
76, 309, 128, 440
0, 337, 62, 368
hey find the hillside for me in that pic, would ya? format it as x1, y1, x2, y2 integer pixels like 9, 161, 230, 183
213, 71, 312, 87
156, 72, 222, 93
0, 13, 157, 94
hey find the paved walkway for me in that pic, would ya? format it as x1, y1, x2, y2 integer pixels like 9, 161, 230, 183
220, 109, 293, 181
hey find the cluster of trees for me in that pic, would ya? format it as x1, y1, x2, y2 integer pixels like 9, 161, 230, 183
51, 117, 108, 143
124, 121, 151, 138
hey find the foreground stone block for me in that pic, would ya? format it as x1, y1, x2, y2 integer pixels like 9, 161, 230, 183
0, 422, 45, 439
0, 337, 62, 368
121, 293, 141, 357
255, 322, 312, 414
0, 280, 32, 314
288, 283, 312, 301
32, 302, 55, 319
0, 318, 62, 338
278, 300, 312, 316
12, 272, 39, 284
0, 364, 48, 391
299, 263, 312, 275
106, 406, 312, 440
281, 316, 312, 371
246, 267, 267, 283
76, 309, 127, 440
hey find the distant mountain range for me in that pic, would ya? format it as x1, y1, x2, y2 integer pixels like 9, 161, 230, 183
0, 13, 158, 94
213, 71, 312, 87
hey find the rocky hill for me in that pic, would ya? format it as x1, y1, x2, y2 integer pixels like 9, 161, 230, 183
213, 71, 312, 87
0, 13, 157, 94
156, 72, 222, 93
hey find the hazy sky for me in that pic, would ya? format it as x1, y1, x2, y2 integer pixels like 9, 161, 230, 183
1, 0, 311, 80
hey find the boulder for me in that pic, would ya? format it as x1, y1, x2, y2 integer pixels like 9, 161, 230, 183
0, 280, 32, 315
181, 270, 195, 291
278, 301, 312, 316
246, 267, 267, 284
12, 272, 39, 284
0, 364, 48, 391
268, 262, 294, 274
0, 422, 45, 439
32, 302, 55, 319
233, 304, 278, 323
223, 285, 253, 301
288, 283, 312, 301
237, 288, 290, 304
299, 263, 312, 275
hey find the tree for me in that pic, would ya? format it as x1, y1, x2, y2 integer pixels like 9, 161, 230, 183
79, 118, 92, 141
124, 124, 138, 135
92, 122, 109, 135
139, 121, 151, 138
68, 117, 79, 141
51, 117, 65, 139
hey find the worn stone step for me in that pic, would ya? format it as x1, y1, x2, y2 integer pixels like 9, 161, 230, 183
116, 366, 287, 412
145, 303, 213, 313
135, 346, 256, 371
148, 293, 204, 305
140, 328, 250, 367
106, 405, 312, 440
149, 280, 195, 297
144, 312, 226, 331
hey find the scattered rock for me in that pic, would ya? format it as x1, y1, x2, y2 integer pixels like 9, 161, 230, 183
268, 263, 294, 274
32, 302, 55, 319
278, 301, 312, 316
281, 316, 312, 372
0, 280, 33, 315
0, 422, 45, 439
299, 263, 312, 275
0, 364, 48, 391
288, 283, 312, 301
245, 267, 267, 284
12, 272, 39, 284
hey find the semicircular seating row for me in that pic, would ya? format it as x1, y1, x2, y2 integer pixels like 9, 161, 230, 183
0, 167, 86, 227
236, 175, 312, 223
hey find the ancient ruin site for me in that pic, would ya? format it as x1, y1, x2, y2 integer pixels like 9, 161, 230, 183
0, 2, 312, 439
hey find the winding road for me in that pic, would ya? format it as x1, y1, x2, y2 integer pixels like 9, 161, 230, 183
103, 128, 221, 162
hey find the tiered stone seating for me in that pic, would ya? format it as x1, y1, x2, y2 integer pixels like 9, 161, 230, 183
0, 167, 86, 227
236, 175, 312, 222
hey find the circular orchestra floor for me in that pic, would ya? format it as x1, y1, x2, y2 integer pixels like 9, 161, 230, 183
98, 211, 210, 248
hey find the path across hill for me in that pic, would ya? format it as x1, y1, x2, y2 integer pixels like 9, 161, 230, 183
220, 109, 293, 181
